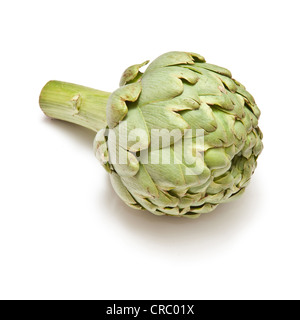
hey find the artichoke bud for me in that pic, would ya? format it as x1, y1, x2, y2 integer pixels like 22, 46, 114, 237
92, 51, 263, 217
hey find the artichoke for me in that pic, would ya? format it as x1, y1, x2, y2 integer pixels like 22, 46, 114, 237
40, 51, 263, 218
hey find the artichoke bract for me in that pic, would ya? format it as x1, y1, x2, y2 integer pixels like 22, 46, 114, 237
40, 51, 263, 218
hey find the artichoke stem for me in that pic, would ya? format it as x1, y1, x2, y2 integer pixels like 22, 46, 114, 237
39, 81, 111, 132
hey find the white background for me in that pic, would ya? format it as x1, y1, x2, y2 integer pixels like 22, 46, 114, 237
0, 0, 299, 300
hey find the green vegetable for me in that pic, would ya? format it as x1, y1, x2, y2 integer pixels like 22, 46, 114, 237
40, 51, 263, 218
